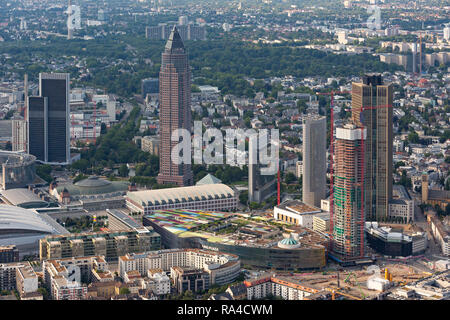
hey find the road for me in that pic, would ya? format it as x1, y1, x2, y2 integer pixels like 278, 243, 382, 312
412, 194, 442, 257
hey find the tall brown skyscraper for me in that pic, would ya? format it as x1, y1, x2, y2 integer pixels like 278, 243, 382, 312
351, 74, 393, 221
157, 26, 194, 187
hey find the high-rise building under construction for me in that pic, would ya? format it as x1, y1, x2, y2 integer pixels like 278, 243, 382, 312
351, 74, 393, 221
332, 124, 367, 260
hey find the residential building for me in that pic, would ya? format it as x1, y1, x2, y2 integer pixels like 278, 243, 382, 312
39, 230, 161, 261
427, 212, 450, 256
0, 245, 19, 263
43, 256, 109, 300
0, 262, 40, 299
244, 274, 320, 300
141, 135, 160, 156
118, 248, 240, 288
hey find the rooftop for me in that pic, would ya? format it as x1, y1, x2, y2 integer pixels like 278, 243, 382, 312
127, 184, 235, 206
276, 200, 322, 215
144, 211, 328, 249
1, 188, 49, 208
0, 204, 67, 235
195, 174, 222, 186
165, 26, 185, 53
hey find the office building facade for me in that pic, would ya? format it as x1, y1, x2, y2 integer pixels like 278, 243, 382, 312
157, 27, 194, 186
351, 74, 393, 221
302, 115, 326, 207
28, 73, 70, 164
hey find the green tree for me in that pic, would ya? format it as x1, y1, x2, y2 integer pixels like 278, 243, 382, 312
36, 164, 53, 183
118, 164, 129, 177
408, 131, 419, 144
239, 191, 249, 205
285, 172, 296, 184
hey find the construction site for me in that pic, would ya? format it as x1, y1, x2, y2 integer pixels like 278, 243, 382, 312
276, 260, 433, 300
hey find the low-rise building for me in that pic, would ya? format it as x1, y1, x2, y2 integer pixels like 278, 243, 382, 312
126, 184, 237, 215
141, 136, 160, 156
147, 269, 170, 295
389, 185, 414, 223
402, 271, 450, 300
43, 256, 109, 300
39, 229, 161, 261
87, 281, 116, 299
427, 212, 450, 257
312, 213, 330, 232
273, 200, 322, 229
0, 245, 19, 263
119, 248, 240, 289
365, 222, 427, 257
244, 274, 320, 300
171, 266, 210, 294
0, 261, 41, 299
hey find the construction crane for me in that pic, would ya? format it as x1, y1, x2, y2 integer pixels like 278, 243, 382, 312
316, 89, 392, 258
326, 287, 363, 301
343, 272, 366, 300
316, 90, 351, 250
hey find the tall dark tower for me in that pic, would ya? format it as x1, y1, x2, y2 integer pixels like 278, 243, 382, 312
157, 26, 193, 186
351, 74, 393, 221
28, 73, 70, 164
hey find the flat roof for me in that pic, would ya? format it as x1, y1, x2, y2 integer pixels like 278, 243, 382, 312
107, 209, 142, 229
145, 211, 328, 249
277, 200, 322, 215
144, 209, 231, 234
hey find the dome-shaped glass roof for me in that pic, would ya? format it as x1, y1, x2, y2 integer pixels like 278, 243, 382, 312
277, 236, 301, 249
280, 238, 298, 246
74, 176, 111, 188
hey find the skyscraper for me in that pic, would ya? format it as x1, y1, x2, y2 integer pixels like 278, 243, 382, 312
351, 74, 393, 221
157, 27, 193, 187
302, 115, 326, 207
12, 74, 28, 153
332, 124, 367, 261
28, 96, 47, 162
248, 136, 277, 204
28, 73, 70, 164
12, 120, 27, 152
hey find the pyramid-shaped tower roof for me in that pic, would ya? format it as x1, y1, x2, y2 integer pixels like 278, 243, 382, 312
165, 26, 185, 53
